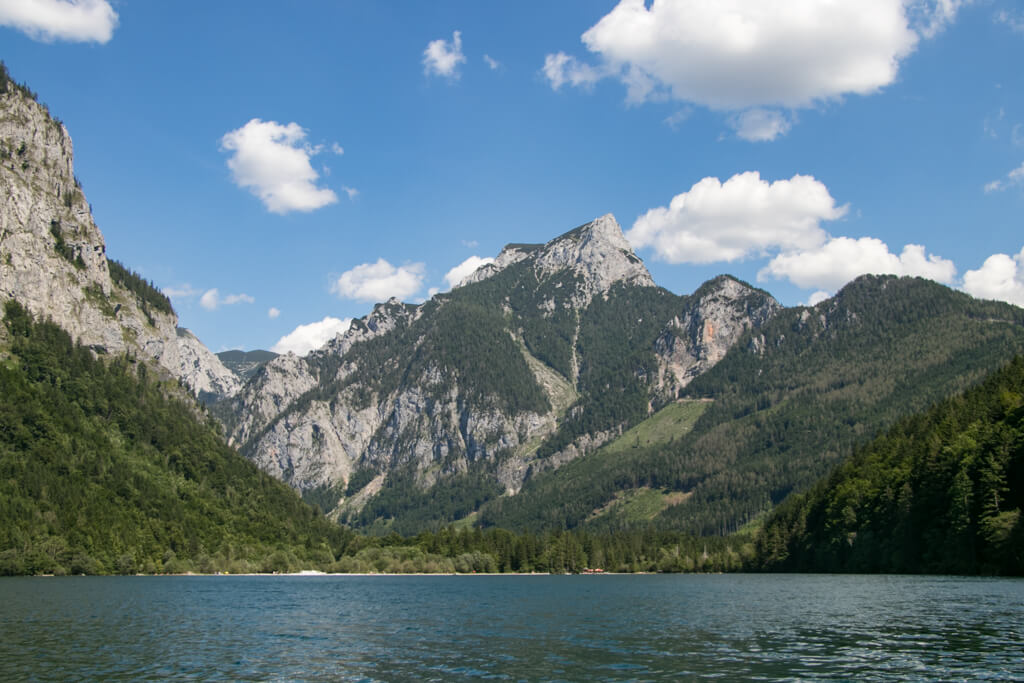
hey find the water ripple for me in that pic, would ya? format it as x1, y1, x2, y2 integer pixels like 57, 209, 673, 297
1, 574, 1022, 681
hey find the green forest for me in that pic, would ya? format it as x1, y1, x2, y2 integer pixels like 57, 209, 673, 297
480, 276, 1024, 537
2, 293, 1022, 575
0, 299, 749, 575
754, 356, 1024, 575
0, 301, 343, 575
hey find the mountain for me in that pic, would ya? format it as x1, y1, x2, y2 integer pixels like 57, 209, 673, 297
224, 214, 781, 531
216, 349, 279, 381
754, 356, 1024, 575
0, 63, 238, 403
479, 275, 1024, 535
0, 300, 345, 575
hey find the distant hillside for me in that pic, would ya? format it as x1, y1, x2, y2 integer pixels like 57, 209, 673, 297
0, 301, 343, 575
754, 356, 1024, 575
216, 349, 278, 380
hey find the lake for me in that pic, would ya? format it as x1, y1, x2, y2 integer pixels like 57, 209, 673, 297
1, 574, 1022, 681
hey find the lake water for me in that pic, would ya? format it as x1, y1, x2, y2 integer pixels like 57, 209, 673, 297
1, 574, 1022, 681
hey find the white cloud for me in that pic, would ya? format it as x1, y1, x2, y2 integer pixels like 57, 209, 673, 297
268, 307, 281, 319
0, 0, 117, 43
806, 290, 832, 306
907, 0, 972, 38
984, 161, 1024, 193
759, 237, 957, 292
331, 143, 345, 155
199, 289, 219, 311
223, 293, 255, 305
483, 54, 500, 70
424, 30, 466, 78
626, 171, 847, 264
663, 107, 693, 130
163, 284, 201, 300
198, 288, 255, 311
220, 119, 338, 214
962, 248, 1024, 307
731, 108, 792, 142
548, 0, 925, 109
444, 255, 496, 290
542, 52, 605, 91
271, 316, 352, 356
342, 186, 359, 200
543, 0, 970, 138
331, 259, 425, 302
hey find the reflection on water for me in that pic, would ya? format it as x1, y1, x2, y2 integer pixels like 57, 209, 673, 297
1, 574, 1022, 681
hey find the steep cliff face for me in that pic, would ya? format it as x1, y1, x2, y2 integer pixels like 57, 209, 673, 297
229, 215, 778, 525
0, 72, 236, 401
653, 275, 781, 397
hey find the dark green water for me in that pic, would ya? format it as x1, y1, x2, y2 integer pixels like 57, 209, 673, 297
1, 574, 1022, 681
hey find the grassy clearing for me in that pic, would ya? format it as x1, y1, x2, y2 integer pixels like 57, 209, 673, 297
602, 399, 710, 456
587, 487, 693, 524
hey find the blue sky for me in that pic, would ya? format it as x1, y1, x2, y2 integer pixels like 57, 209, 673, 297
2, 0, 1023, 354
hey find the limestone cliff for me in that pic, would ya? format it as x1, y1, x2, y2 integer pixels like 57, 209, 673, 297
0, 71, 236, 401
653, 275, 781, 398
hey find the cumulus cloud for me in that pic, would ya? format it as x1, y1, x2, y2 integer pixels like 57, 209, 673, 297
198, 288, 255, 311
547, 0, 923, 108
543, 0, 970, 138
759, 237, 957, 292
424, 30, 466, 78
629, 169, 963, 297
962, 248, 1024, 307
220, 119, 338, 214
984, 161, 1024, 193
0, 0, 117, 43
444, 255, 496, 290
271, 316, 352, 356
268, 307, 281, 319
331, 259, 425, 302
483, 54, 500, 70
625, 171, 847, 264
730, 109, 793, 142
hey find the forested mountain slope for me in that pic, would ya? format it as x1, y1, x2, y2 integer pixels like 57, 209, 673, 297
754, 355, 1024, 575
481, 276, 1024, 536
0, 301, 345, 575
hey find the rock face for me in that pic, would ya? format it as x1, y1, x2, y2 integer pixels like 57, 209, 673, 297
462, 214, 655, 301
653, 275, 781, 397
228, 214, 779, 523
175, 328, 242, 401
0, 77, 237, 401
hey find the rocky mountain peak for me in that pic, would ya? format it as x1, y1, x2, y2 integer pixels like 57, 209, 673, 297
461, 214, 654, 302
